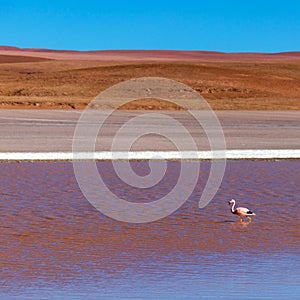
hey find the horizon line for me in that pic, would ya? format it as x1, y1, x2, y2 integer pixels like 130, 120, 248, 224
1, 45, 300, 55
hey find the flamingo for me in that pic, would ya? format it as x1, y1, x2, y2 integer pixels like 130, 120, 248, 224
228, 199, 256, 222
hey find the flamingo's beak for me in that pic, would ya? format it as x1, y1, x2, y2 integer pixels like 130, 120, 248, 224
228, 201, 231, 205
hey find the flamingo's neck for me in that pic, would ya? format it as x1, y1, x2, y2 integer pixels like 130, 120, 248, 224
231, 201, 236, 213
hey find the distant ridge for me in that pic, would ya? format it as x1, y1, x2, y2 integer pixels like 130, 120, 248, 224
1, 45, 300, 55
275, 51, 300, 56
0, 45, 300, 61
0, 45, 80, 53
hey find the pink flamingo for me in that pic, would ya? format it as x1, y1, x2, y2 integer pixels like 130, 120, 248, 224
228, 199, 256, 222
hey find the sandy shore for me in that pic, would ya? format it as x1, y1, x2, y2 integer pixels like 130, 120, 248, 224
0, 110, 298, 153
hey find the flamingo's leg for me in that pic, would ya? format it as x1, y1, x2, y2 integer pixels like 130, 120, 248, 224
247, 216, 252, 222
239, 217, 244, 223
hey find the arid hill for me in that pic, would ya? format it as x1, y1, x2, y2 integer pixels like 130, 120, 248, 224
0, 46, 300, 109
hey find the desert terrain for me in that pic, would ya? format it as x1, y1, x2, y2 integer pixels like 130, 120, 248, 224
0, 46, 300, 110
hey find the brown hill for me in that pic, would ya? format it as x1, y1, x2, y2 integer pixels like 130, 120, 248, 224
0, 46, 300, 110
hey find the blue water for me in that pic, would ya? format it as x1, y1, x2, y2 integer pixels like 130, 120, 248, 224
2, 253, 299, 300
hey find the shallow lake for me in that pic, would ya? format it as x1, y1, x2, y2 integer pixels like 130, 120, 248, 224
0, 161, 299, 299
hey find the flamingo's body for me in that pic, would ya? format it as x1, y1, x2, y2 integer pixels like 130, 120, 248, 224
228, 199, 256, 222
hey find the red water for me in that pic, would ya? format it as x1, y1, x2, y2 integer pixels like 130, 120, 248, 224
0, 161, 299, 299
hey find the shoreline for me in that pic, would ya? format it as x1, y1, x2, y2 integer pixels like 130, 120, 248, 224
0, 150, 299, 162
0, 110, 299, 155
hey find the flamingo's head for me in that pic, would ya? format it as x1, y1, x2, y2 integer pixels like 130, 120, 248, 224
228, 199, 235, 205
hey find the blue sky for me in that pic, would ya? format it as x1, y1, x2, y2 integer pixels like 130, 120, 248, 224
1, 0, 299, 52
